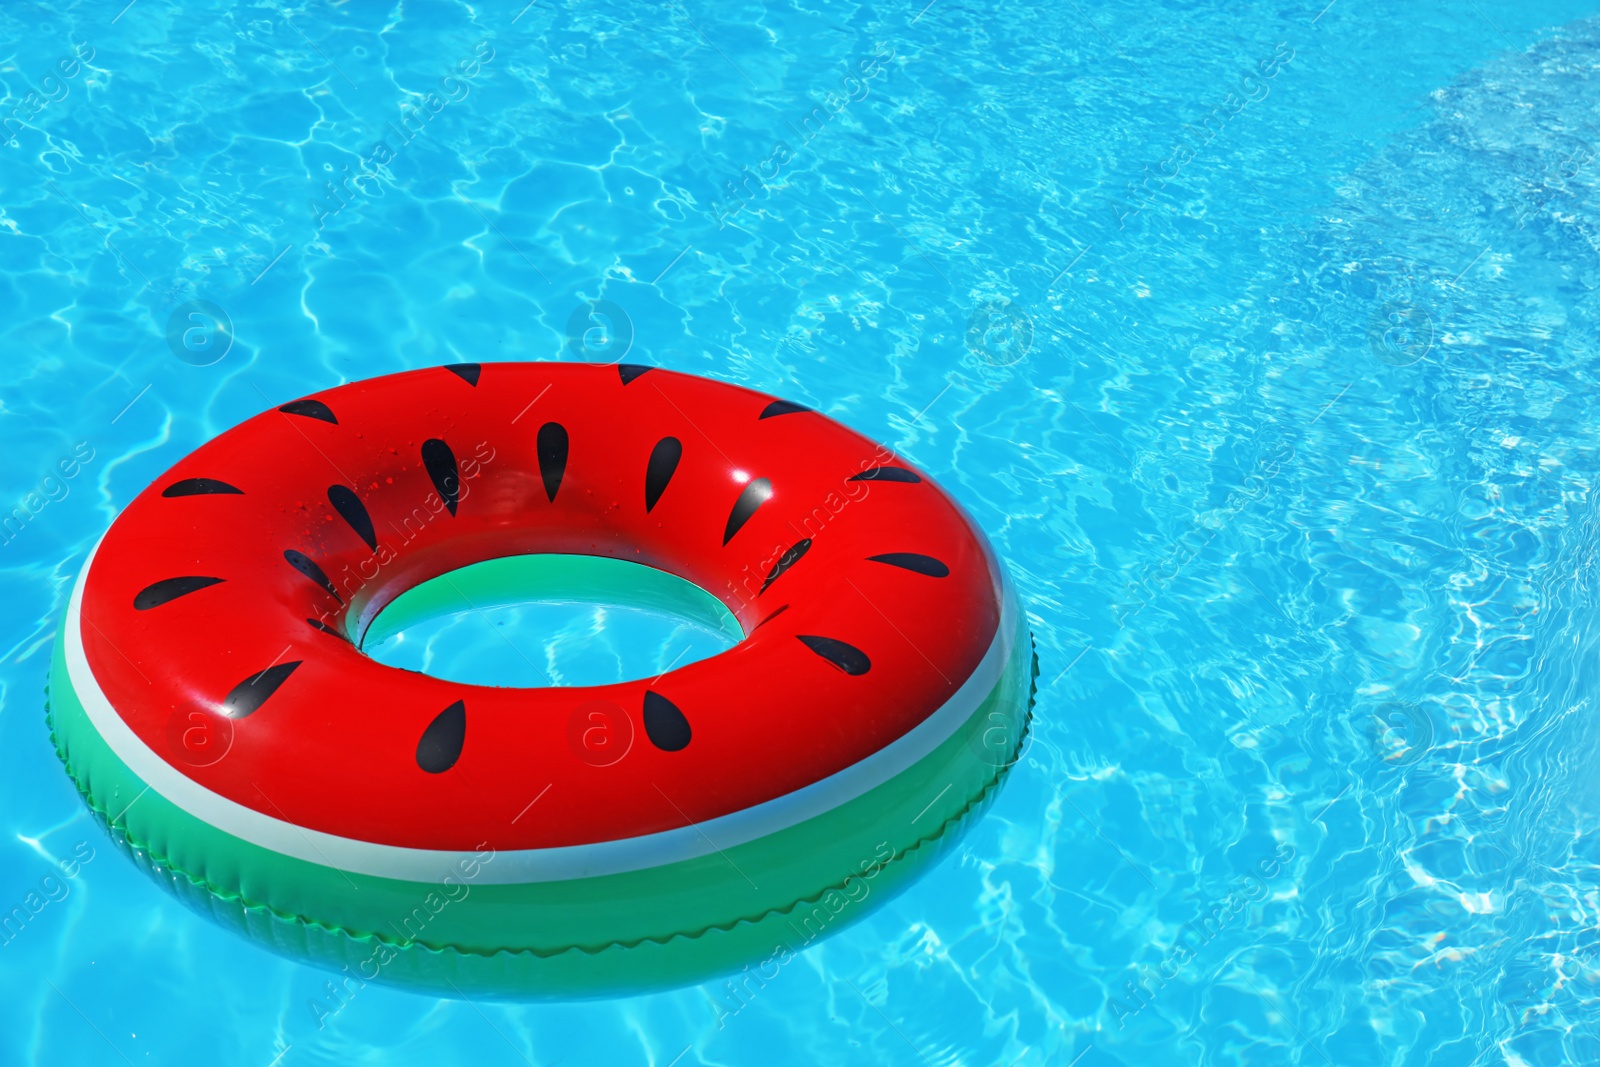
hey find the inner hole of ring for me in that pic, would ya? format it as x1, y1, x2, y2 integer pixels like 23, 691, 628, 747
360, 554, 744, 689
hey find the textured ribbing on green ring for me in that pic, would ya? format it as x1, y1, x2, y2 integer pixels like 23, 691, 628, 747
47, 602, 1034, 997
361, 554, 745, 650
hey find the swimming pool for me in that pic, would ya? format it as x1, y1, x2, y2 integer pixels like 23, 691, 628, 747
4, 0, 1600, 1063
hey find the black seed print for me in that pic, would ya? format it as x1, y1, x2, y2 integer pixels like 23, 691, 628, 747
752, 604, 790, 630
759, 539, 812, 594
866, 552, 950, 578
618, 364, 653, 385
305, 618, 349, 641
796, 635, 871, 676
443, 363, 481, 386
421, 438, 461, 516
416, 700, 466, 773
758, 399, 810, 419
278, 399, 338, 424
221, 661, 302, 718
133, 576, 225, 610
328, 485, 377, 551
537, 422, 568, 502
849, 466, 920, 483
722, 477, 773, 546
284, 550, 342, 602
645, 436, 682, 513
162, 478, 243, 497
643, 691, 691, 751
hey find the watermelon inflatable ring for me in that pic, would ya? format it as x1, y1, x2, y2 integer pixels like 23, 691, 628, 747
47, 362, 1035, 997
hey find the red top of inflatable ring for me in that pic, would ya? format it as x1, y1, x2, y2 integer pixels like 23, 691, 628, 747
78, 363, 1003, 850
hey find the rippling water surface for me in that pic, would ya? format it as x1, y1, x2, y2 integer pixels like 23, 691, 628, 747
5, 1, 1600, 1064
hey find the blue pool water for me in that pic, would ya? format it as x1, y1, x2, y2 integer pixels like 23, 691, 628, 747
364, 559, 743, 689
5, 0, 1600, 1063
367, 595, 738, 689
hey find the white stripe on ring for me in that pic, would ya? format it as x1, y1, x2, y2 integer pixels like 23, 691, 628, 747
64, 535, 1018, 885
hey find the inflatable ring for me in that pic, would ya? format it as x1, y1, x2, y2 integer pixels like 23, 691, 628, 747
48, 362, 1035, 997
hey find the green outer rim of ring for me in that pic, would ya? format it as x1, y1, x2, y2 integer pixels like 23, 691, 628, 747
47, 594, 1036, 997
